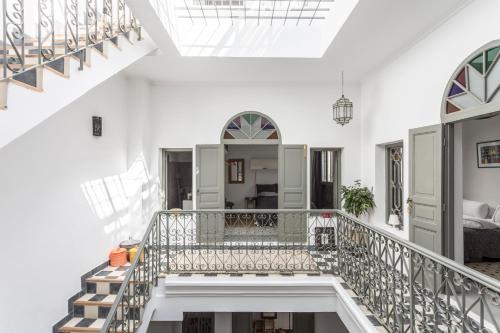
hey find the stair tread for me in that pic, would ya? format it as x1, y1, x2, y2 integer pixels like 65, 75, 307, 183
59, 317, 139, 332
74, 294, 116, 306
86, 264, 130, 282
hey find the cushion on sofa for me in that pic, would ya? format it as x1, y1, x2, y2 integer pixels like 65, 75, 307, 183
493, 206, 500, 224
463, 199, 490, 219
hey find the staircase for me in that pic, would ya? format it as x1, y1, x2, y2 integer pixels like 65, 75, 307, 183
0, 0, 157, 150
1, 0, 143, 108
55, 263, 145, 333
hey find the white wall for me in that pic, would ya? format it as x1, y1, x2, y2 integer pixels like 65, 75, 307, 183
0, 75, 156, 333
462, 115, 500, 208
149, 83, 362, 209
225, 145, 278, 208
0, 33, 157, 149
360, 0, 500, 234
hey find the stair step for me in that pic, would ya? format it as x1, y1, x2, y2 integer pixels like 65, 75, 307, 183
59, 318, 140, 333
73, 294, 129, 321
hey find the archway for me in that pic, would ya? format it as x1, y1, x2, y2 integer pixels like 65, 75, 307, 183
441, 40, 500, 123
221, 111, 282, 144
440, 41, 500, 267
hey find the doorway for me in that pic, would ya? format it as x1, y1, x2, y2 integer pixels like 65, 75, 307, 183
224, 144, 279, 241
310, 148, 341, 209
453, 114, 500, 280
162, 150, 193, 210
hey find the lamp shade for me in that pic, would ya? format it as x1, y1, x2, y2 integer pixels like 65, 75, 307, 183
388, 214, 400, 227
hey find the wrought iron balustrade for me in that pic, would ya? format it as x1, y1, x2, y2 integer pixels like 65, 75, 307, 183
101, 209, 500, 333
162, 209, 337, 273
1, 0, 141, 82
336, 211, 500, 333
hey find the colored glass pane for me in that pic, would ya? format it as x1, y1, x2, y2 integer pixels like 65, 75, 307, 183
227, 122, 239, 130
243, 114, 258, 125
268, 131, 279, 140
455, 68, 467, 88
234, 117, 241, 127
448, 83, 464, 97
263, 122, 275, 130
224, 131, 235, 139
446, 101, 460, 114
470, 53, 484, 74
486, 47, 500, 72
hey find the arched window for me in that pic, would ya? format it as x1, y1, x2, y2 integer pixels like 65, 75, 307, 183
221, 111, 281, 144
442, 41, 500, 121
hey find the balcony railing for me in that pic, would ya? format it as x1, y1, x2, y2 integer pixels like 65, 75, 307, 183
101, 210, 500, 333
1, 0, 141, 84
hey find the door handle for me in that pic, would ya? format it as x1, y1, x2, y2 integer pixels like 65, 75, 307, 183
407, 198, 414, 213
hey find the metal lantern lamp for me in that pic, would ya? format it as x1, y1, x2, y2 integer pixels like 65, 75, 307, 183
333, 71, 353, 126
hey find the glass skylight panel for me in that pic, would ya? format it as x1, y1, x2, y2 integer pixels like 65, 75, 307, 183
164, 0, 359, 57
176, 0, 333, 25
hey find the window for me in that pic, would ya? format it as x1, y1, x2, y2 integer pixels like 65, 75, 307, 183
387, 143, 403, 229
321, 150, 334, 183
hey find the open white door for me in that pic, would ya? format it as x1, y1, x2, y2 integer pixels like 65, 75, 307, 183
278, 144, 307, 242
409, 125, 443, 254
196, 144, 224, 242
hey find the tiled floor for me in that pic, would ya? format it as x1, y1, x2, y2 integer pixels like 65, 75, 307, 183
466, 261, 500, 280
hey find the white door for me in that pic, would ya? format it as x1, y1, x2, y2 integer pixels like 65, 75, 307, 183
409, 125, 443, 254
196, 144, 224, 242
278, 144, 307, 242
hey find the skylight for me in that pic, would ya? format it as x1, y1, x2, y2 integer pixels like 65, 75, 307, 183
177, 0, 334, 25
163, 0, 359, 58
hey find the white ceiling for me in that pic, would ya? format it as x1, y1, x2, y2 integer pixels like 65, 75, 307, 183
124, 0, 472, 83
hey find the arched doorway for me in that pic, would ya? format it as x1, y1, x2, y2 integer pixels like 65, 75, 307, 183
408, 41, 500, 266
196, 111, 307, 242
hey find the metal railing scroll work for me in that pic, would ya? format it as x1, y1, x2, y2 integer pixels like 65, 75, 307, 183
0, 0, 142, 107
101, 209, 500, 333
337, 211, 500, 333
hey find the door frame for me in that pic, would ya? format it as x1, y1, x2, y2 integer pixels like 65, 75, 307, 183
160, 148, 193, 210
309, 147, 342, 210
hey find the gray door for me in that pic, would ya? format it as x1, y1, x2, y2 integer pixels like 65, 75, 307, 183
196, 144, 224, 242
409, 125, 443, 254
278, 145, 307, 242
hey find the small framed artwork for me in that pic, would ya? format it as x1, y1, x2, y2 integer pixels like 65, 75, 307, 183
228, 159, 245, 184
477, 140, 500, 168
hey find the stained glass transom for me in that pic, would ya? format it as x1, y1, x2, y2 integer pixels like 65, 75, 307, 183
446, 45, 500, 113
223, 113, 279, 141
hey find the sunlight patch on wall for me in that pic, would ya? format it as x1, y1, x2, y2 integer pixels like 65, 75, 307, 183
81, 154, 159, 238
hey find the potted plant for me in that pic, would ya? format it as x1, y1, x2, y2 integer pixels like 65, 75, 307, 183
340, 180, 376, 218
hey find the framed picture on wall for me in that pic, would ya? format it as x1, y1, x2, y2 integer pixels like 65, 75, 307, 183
477, 140, 500, 168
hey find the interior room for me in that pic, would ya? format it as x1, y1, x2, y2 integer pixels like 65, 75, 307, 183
455, 114, 500, 279
224, 144, 279, 234
164, 150, 193, 210
147, 312, 348, 333
310, 149, 341, 210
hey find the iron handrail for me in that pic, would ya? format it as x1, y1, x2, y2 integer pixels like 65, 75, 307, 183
100, 211, 159, 333
101, 209, 500, 332
2, 0, 142, 81
335, 210, 500, 293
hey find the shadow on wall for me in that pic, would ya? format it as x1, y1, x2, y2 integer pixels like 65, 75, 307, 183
81, 154, 159, 242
